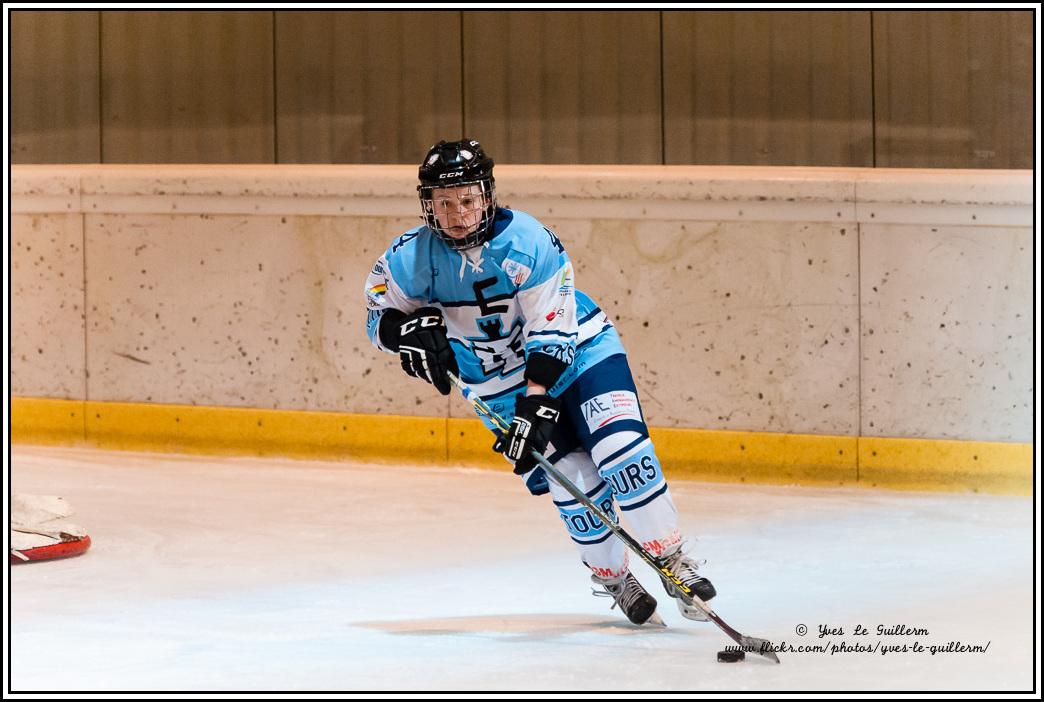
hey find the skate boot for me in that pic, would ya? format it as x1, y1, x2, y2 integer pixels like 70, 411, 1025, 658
660, 545, 717, 622
591, 571, 664, 626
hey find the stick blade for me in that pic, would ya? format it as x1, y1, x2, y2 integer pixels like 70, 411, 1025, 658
739, 635, 781, 663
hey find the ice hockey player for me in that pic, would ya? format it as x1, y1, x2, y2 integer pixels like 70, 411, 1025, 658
364, 138, 716, 626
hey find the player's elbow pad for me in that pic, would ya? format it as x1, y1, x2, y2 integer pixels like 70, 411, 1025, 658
524, 351, 569, 389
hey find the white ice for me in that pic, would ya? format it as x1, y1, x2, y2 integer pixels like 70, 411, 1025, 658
9, 445, 1034, 692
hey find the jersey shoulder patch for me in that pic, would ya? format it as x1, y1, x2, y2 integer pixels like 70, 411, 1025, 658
497, 210, 567, 290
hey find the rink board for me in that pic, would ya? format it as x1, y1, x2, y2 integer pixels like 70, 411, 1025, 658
12, 396, 1031, 495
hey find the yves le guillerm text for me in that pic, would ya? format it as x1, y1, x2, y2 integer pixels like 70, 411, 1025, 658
725, 624, 993, 657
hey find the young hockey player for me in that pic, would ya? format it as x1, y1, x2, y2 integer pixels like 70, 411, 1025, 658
364, 139, 716, 625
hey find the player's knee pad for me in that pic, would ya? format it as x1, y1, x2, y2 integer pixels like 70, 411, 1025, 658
554, 481, 618, 545
596, 436, 669, 512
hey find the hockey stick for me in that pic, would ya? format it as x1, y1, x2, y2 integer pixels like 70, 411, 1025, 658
448, 371, 781, 663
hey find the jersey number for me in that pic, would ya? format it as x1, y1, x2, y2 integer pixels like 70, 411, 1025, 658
544, 228, 564, 254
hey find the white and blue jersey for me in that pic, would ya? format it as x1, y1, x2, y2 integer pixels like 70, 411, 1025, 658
365, 208, 625, 417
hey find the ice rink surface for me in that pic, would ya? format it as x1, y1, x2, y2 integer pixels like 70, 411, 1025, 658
9, 446, 1035, 692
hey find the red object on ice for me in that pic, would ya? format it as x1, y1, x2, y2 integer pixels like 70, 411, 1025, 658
10, 534, 91, 563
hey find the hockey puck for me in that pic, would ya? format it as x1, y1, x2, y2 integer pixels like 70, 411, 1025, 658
717, 650, 745, 663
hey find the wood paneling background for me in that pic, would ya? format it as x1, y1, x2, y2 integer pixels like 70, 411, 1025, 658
10, 10, 1034, 167
276, 11, 461, 163
464, 11, 662, 164
664, 11, 874, 166
100, 11, 274, 163
873, 10, 1033, 169
10, 11, 101, 163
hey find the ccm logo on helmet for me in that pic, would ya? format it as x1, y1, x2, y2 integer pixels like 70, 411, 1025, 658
400, 316, 443, 335
439, 171, 464, 179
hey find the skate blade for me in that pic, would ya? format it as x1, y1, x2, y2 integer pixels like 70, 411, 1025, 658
676, 600, 710, 622
642, 611, 667, 627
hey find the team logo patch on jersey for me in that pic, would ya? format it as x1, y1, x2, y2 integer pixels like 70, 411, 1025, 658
466, 316, 526, 378
581, 391, 642, 433
502, 259, 532, 287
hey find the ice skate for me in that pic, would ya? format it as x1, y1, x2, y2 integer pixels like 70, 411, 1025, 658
660, 545, 717, 622
591, 571, 665, 626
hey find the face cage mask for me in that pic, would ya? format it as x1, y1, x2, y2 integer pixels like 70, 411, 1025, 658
418, 180, 498, 251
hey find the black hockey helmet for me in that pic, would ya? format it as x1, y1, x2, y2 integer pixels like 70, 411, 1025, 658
417, 139, 498, 250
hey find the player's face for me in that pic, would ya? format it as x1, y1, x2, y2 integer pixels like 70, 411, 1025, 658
430, 184, 488, 239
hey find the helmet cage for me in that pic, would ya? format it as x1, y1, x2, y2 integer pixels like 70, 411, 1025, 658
418, 177, 498, 251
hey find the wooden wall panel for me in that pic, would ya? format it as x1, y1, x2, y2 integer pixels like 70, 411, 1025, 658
464, 11, 661, 164
874, 10, 1033, 168
10, 11, 100, 163
100, 11, 274, 163
664, 11, 874, 166
10, 10, 1033, 168
275, 11, 461, 164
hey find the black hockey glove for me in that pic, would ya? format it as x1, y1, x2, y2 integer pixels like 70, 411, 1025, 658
494, 394, 562, 475
392, 307, 459, 396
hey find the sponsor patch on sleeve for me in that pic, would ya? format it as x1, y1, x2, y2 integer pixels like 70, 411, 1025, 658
366, 283, 387, 308
558, 263, 574, 295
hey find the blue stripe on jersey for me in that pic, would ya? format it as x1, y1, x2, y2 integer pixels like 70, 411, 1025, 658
590, 419, 649, 447
618, 483, 669, 512
578, 307, 604, 325
596, 435, 649, 469
576, 325, 613, 350
545, 448, 568, 466
553, 481, 611, 507
529, 329, 578, 339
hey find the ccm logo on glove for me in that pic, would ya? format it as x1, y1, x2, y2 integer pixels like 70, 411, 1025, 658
535, 406, 560, 420
495, 394, 562, 475
393, 307, 459, 396
400, 315, 443, 336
